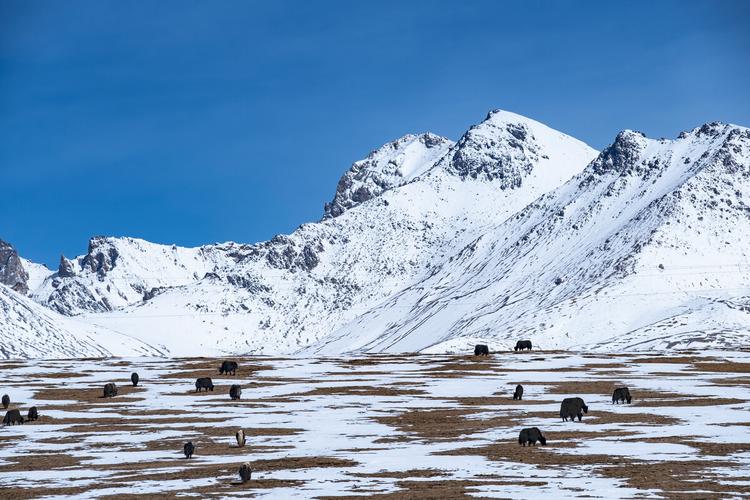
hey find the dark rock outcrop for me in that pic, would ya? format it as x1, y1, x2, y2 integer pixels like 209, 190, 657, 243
58, 255, 77, 278
0, 239, 29, 294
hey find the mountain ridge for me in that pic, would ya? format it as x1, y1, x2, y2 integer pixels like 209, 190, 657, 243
3, 110, 748, 358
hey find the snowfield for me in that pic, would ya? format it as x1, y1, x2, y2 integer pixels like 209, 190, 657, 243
0, 352, 749, 498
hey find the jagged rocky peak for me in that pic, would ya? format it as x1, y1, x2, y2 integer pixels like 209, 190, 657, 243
58, 255, 76, 278
0, 239, 29, 294
323, 132, 453, 218
445, 109, 549, 184
590, 130, 649, 176
80, 236, 120, 275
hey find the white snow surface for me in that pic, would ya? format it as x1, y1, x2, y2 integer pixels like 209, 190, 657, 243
3, 111, 750, 358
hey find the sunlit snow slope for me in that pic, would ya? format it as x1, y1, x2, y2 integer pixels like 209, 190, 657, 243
308, 122, 750, 354
4, 110, 749, 358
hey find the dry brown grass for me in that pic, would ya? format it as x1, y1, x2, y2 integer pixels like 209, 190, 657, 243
33, 384, 146, 403
290, 385, 427, 397
691, 361, 750, 373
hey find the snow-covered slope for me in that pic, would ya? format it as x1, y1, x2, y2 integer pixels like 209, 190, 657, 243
307, 122, 750, 354
62, 110, 597, 356
0, 284, 161, 358
323, 132, 453, 218
7, 110, 749, 359
30, 236, 236, 315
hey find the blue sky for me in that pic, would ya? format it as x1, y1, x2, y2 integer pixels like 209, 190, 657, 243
1, 1, 748, 267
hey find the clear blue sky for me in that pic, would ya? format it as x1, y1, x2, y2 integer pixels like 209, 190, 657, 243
1, 1, 748, 267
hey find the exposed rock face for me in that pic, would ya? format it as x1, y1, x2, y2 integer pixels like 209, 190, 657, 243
445, 110, 542, 185
0, 240, 29, 294
58, 255, 76, 278
323, 133, 453, 218
82, 236, 120, 275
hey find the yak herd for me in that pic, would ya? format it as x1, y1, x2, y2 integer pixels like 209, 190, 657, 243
1, 360, 255, 485
474, 343, 634, 447
1, 346, 634, 484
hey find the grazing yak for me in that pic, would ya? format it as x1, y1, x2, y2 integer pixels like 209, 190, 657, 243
1, 394, 9, 409
560, 397, 589, 422
103, 383, 118, 398
474, 344, 489, 356
518, 427, 546, 446
230, 384, 242, 401
183, 441, 195, 459
195, 377, 214, 392
131, 373, 140, 387
612, 387, 632, 404
239, 462, 253, 483
514, 340, 532, 351
513, 384, 524, 400
3, 409, 23, 426
219, 360, 238, 376
236, 429, 246, 447
27, 407, 39, 422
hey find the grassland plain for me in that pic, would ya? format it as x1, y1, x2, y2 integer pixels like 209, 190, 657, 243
1, 351, 749, 498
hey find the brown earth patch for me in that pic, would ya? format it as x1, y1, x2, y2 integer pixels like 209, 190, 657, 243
374, 407, 536, 442
0, 452, 83, 472
633, 356, 712, 364
637, 397, 747, 407
321, 480, 481, 499
437, 439, 628, 467
541, 380, 631, 394
455, 396, 556, 406
692, 361, 750, 373
30, 371, 93, 379
600, 460, 750, 498
353, 468, 446, 478
33, 385, 146, 403
291, 385, 426, 397
708, 376, 750, 387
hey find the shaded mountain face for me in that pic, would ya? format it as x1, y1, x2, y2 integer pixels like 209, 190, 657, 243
0, 240, 28, 294
307, 122, 750, 354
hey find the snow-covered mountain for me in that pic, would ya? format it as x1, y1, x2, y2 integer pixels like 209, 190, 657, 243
3, 110, 749, 359
0, 284, 161, 358
306, 122, 750, 354
60, 110, 595, 356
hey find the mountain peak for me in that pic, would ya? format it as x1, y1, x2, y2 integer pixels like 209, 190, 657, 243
323, 132, 453, 218
0, 239, 29, 294
443, 109, 596, 185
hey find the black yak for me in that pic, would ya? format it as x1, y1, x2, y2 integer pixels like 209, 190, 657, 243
1, 394, 9, 409
612, 387, 632, 404
560, 397, 588, 422
239, 462, 252, 483
27, 406, 38, 422
183, 441, 195, 459
513, 384, 524, 400
229, 384, 242, 400
474, 344, 489, 356
219, 360, 238, 375
103, 383, 118, 398
514, 340, 532, 351
3, 409, 23, 426
518, 427, 546, 446
195, 377, 214, 392
131, 372, 140, 387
